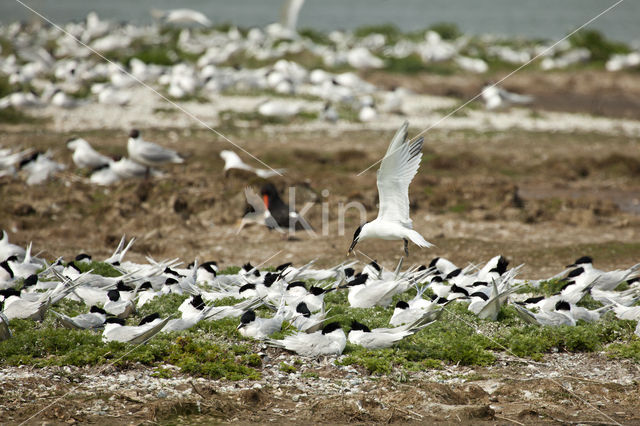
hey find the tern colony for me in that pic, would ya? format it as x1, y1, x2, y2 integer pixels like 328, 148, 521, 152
0, 128, 183, 186
2, 122, 640, 357
2, 7, 637, 122
1, 230, 639, 357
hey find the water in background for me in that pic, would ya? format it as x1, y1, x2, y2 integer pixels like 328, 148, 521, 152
1, 0, 638, 43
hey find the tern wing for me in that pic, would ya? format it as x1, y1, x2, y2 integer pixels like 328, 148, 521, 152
376, 121, 423, 228
280, 0, 305, 31
499, 88, 533, 104
137, 139, 182, 163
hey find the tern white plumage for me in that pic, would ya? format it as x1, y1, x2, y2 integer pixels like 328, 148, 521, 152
348, 121, 432, 256
220, 150, 285, 178
127, 129, 183, 169
151, 8, 212, 27
267, 322, 346, 357
67, 137, 111, 170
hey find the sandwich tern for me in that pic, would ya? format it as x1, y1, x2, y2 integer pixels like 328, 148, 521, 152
348, 121, 432, 256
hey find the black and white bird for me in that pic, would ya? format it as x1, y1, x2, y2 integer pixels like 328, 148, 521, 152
389, 284, 440, 326
51, 305, 108, 330
237, 304, 286, 340
127, 129, 183, 171
103, 289, 136, 319
0, 230, 26, 262
289, 301, 331, 333
102, 316, 169, 344
348, 122, 432, 256
258, 183, 311, 231
2, 293, 50, 321
514, 300, 576, 327
565, 256, 640, 291
347, 317, 435, 349
239, 187, 283, 233
267, 322, 346, 357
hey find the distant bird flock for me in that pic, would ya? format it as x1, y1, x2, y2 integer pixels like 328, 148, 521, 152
1, 231, 639, 357
1, 8, 638, 125
0, 129, 182, 186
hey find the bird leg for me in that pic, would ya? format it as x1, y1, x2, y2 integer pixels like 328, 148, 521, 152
403, 239, 409, 257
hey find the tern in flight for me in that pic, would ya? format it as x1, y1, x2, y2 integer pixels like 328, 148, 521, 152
348, 122, 432, 256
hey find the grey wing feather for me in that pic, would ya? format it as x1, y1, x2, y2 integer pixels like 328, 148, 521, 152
376, 121, 423, 227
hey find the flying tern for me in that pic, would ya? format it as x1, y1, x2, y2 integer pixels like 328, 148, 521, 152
348, 122, 432, 256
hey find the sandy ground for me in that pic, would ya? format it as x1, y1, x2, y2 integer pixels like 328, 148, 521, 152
2, 69, 640, 423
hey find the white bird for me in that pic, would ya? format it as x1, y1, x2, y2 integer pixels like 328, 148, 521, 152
347, 317, 435, 349
345, 274, 401, 308
481, 84, 533, 110
6, 243, 41, 279
67, 137, 111, 170
109, 157, 163, 179
280, 0, 306, 33
20, 151, 66, 186
103, 289, 135, 319
104, 235, 136, 265
151, 8, 212, 27
220, 150, 284, 178
604, 299, 640, 321
289, 301, 330, 333
428, 257, 459, 277
389, 285, 440, 326
237, 305, 286, 340
89, 165, 121, 186
51, 305, 107, 330
102, 316, 169, 344
50, 90, 84, 108
257, 99, 301, 117
127, 129, 183, 169
2, 294, 50, 321
565, 256, 640, 291
347, 47, 384, 69
358, 103, 377, 122
514, 301, 576, 327
267, 322, 346, 357
348, 121, 432, 256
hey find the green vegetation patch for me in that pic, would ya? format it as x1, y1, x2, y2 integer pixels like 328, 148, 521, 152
570, 29, 630, 62
607, 339, 640, 362
0, 106, 40, 124
1, 263, 638, 380
0, 318, 261, 380
73, 261, 122, 278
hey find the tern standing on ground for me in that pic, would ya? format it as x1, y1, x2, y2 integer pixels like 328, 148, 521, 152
127, 129, 183, 175
348, 121, 432, 256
